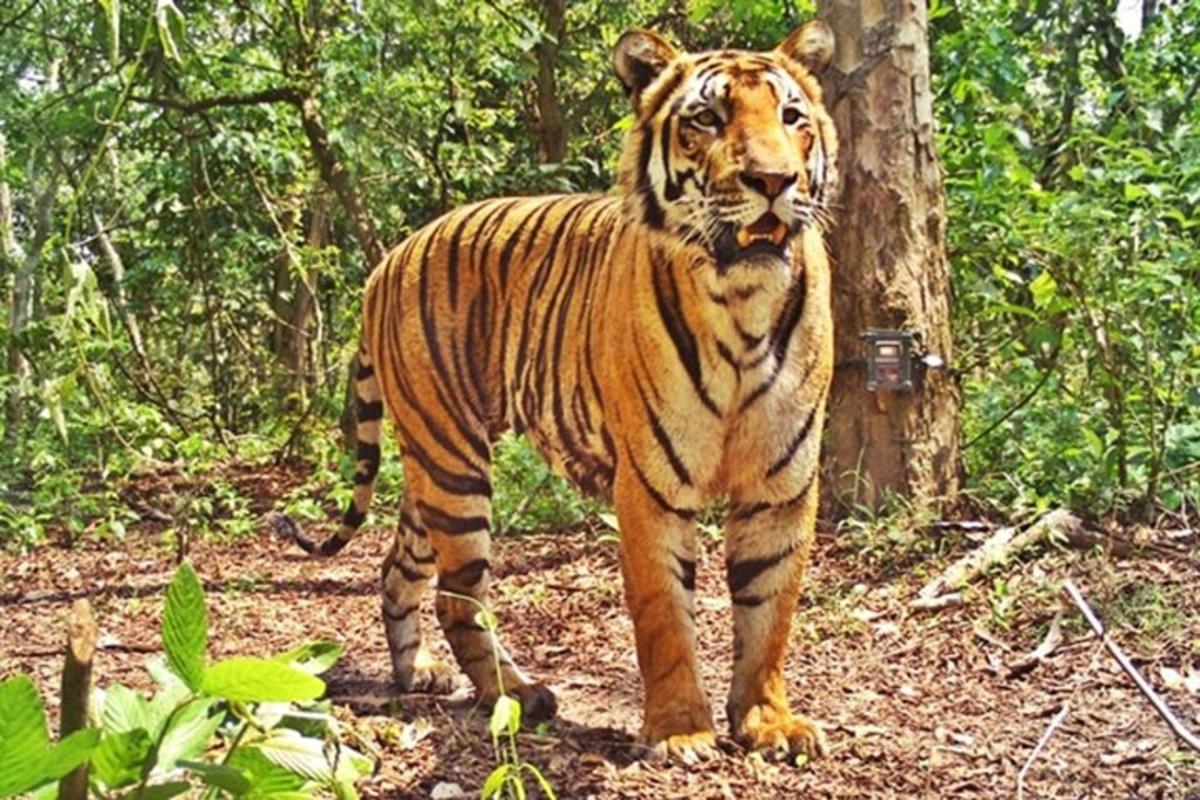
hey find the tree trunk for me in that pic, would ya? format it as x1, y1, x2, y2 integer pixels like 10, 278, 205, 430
5, 178, 55, 448
533, 0, 568, 163
817, 0, 962, 512
58, 599, 96, 800
280, 186, 326, 408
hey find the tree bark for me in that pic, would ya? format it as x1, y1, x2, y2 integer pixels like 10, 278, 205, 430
58, 599, 97, 800
817, 0, 962, 512
5, 175, 55, 448
533, 0, 568, 163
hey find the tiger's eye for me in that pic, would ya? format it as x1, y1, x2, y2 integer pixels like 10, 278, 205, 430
782, 107, 804, 125
693, 109, 720, 128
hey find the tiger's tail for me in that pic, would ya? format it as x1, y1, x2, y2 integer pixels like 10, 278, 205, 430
273, 342, 383, 557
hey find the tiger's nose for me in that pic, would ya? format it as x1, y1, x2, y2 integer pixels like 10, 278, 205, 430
740, 170, 797, 200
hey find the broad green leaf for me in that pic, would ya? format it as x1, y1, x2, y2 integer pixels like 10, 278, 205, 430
202, 657, 324, 703
178, 761, 252, 796
131, 780, 191, 800
0, 675, 51, 796
273, 641, 344, 675
90, 728, 152, 789
227, 747, 305, 795
162, 563, 207, 691
101, 684, 151, 734
156, 698, 222, 769
253, 730, 372, 783
36, 729, 102, 788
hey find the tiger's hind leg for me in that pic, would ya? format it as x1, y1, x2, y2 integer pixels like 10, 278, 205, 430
380, 494, 455, 694
422, 478, 557, 722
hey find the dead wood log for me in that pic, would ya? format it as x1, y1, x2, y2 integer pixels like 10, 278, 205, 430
913, 509, 1083, 607
59, 599, 97, 800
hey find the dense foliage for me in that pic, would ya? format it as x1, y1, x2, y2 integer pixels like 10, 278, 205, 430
0, 0, 1196, 544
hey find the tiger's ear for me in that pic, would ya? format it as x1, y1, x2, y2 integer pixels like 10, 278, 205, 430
613, 29, 680, 100
777, 20, 835, 75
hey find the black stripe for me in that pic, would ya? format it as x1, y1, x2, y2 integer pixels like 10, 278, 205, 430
726, 544, 796, 596
675, 555, 696, 592
343, 504, 366, 529
357, 400, 384, 422
401, 431, 491, 496
635, 377, 691, 486
443, 558, 489, 589
356, 362, 375, 380
355, 441, 381, 483
405, 542, 436, 565
766, 405, 818, 478
416, 501, 489, 535
652, 260, 719, 416
727, 469, 818, 523
637, 123, 665, 228
396, 558, 427, 583
628, 453, 695, 520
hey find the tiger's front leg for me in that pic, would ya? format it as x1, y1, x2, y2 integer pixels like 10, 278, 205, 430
724, 476, 825, 761
613, 460, 717, 765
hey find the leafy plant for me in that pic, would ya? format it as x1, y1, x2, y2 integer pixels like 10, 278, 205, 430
0, 564, 372, 798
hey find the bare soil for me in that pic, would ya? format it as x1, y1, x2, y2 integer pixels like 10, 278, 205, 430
2, 467, 1199, 799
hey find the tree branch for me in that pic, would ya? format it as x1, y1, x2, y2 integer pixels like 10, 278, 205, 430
131, 87, 302, 114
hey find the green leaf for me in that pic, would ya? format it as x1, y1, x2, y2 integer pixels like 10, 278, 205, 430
273, 640, 344, 675
0, 675, 51, 796
178, 761, 252, 796
101, 684, 151, 734
41, 729, 102, 786
521, 763, 558, 800
489, 695, 520, 740
202, 657, 325, 703
156, 698, 222, 769
253, 730, 372, 784
227, 747, 305, 795
162, 563, 208, 691
90, 728, 152, 789
1028, 271, 1057, 310
131, 780, 191, 800
480, 765, 510, 800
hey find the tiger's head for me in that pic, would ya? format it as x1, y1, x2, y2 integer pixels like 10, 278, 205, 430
614, 22, 838, 272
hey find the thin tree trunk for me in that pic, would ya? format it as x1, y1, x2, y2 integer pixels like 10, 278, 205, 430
92, 211, 147, 361
5, 179, 55, 447
818, 0, 962, 512
533, 0, 568, 163
281, 187, 326, 408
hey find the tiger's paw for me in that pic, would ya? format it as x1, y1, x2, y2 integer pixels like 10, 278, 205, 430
500, 681, 558, 723
394, 650, 456, 695
732, 704, 827, 763
647, 731, 720, 766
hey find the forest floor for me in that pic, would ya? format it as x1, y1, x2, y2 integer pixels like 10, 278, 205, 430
2, 464, 1199, 799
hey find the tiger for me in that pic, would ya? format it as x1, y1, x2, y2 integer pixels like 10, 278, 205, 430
278, 19, 839, 764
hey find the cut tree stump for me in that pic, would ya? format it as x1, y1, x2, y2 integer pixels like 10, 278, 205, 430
59, 598, 97, 800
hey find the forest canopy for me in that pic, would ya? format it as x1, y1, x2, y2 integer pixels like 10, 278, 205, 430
1, 0, 1198, 543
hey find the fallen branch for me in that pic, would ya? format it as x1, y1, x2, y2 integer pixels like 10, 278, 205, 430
1063, 580, 1200, 753
1008, 612, 1065, 678
1017, 702, 1070, 800
914, 509, 1082, 608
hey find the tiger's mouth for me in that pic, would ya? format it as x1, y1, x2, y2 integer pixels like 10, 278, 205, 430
735, 212, 789, 249
713, 212, 793, 270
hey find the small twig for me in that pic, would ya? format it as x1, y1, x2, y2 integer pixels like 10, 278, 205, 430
910, 593, 964, 612
1063, 580, 1200, 753
1017, 702, 1070, 800
1008, 612, 1065, 678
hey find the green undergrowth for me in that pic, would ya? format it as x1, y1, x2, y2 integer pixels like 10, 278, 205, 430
0, 564, 373, 799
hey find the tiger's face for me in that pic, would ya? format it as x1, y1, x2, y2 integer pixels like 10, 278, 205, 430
614, 22, 838, 272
